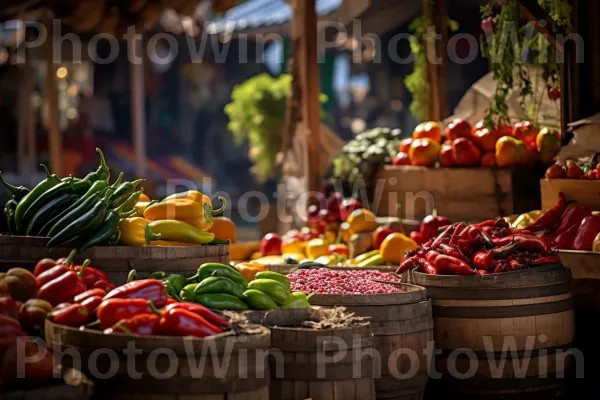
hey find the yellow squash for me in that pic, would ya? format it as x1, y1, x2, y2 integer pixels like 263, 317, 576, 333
380, 233, 417, 264
118, 217, 162, 247
147, 220, 215, 244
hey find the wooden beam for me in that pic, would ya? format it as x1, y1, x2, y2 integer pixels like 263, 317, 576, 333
424, 0, 448, 121
128, 33, 146, 178
43, 20, 61, 176
519, 0, 564, 52
293, 0, 321, 193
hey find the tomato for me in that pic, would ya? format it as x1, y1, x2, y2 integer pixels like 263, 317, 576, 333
446, 118, 472, 142
392, 152, 411, 166
439, 144, 455, 167
452, 138, 481, 167
413, 121, 442, 143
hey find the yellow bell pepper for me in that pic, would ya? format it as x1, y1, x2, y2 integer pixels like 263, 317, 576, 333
324, 229, 337, 244
593, 233, 600, 252
306, 238, 331, 260
118, 217, 162, 247
138, 193, 151, 202
230, 241, 261, 261
314, 254, 344, 266
235, 262, 267, 282
144, 194, 227, 232
282, 238, 306, 255
347, 209, 378, 234
164, 190, 209, 205
147, 220, 215, 244
380, 233, 418, 264
339, 222, 352, 243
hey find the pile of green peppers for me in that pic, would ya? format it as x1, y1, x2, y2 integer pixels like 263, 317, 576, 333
152, 263, 311, 311
0, 148, 144, 251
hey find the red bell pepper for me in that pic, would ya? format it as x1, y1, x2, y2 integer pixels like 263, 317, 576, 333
420, 211, 451, 242
73, 289, 106, 303
36, 269, 87, 306
554, 206, 592, 237
161, 302, 230, 329
434, 255, 475, 275
71, 264, 109, 289
35, 264, 72, 288
0, 297, 19, 320
93, 280, 116, 292
555, 223, 579, 250
572, 216, 600, 251
103, 277, 167, 308
96, 298, 154, 330
527, 192, 567, 232
151, 305, 221, 337
166, 297, 179, 305
33, 258, 58, 277
106, 314, 160, 335
50, 304, 89, 327
80, 296, 104, 315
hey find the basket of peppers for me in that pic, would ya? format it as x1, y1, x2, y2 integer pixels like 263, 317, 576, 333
396, 213, 560, 276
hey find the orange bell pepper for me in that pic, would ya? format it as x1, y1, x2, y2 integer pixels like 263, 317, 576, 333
235, 262, 267, 283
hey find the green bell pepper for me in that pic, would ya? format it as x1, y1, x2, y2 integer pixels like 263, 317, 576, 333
187, 263, 247, 288
194, 276, 245, 299
196, 293, 248, 311
254, 271, 291, 289
282, 292, 313, 309
243, 289, 279, 310
247, 279, 290, 306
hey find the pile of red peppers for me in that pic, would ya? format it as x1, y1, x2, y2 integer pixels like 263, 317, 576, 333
397, 217, 559, 276
527, 192, 600, 251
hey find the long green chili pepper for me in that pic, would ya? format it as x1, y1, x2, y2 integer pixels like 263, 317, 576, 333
21, 177, 75, 233
113, 189, 144, 214
76, 210, 121, 250
14, 164, 61, 233
110, 178, 145, 208
0, 172, 30, 201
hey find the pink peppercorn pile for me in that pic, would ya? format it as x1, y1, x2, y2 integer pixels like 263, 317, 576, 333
288, 268, 402, 295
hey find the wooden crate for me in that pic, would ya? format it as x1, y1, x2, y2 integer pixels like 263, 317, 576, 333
374, 166, 543, 222
541, 179, 600, 210
0, 236, 229, 284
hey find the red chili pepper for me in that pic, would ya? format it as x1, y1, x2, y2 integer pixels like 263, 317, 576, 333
396, 256, 418, 274
491, 241, 520, 258
151, 304, 220, 337
530, 254, 560, 266
166, 297, 179, 305
73, 289, 106, 304
434, 255, 475, 275
37, 269, 87, 307
96, 298, 154, 330
478, 228, 494, 248
572, 216, 600, 251
33, 258, 58, 277
492, 235, 555, 253
473, 252, 494, 270
431, 224, 455, 249
509, 259, 525, 271
80, 296, 104, 315
420, 211, 451, 242
554, 206, 592, 237
0, 297, 19, 320
103, 272, 167, 308
93, 280, 116, 292
437, 243, 463, 260
555, 223, 579, 250
107, 314, 160, 336
527, 192, 567, 232
50, 304, 89, 327
161, 303, 229, 329
449, 222, 465, 245
425, 250, 441, 264
477, 269, 490, 275
54, 302, 72, 311
473, 219, 497, 228
415, 258, 438, 275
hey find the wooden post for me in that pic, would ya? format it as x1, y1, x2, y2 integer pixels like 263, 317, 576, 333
128, 33, 146, 178
43, 20, 61, 176
292, 0, 321, 193
424, 0, 448, 121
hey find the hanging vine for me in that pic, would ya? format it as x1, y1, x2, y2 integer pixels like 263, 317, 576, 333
405, 16, 459, 122
480, 0, 572, 129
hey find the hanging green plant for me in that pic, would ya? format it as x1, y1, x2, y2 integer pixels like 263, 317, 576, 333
225, 73, 327, 183
405, 16, 459, 122
480, 0, 572, 129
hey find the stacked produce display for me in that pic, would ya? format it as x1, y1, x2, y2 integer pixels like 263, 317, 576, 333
0, 148, 231, 248
392, 119, 561, 168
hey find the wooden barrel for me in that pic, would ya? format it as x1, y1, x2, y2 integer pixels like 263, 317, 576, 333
0, 235, 229, 284
410, 265, 575, 398
310, 284, 433, 400
260, 308, 376, 400
45, 320, 270, 399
